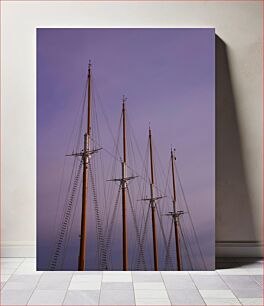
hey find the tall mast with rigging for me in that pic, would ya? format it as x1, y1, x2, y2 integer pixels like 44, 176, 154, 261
141, 127, 162, 270
170, 148, 183, 271
108, 96, 136, 270
78, 61, 92, 271
121, 95, 128, 270
48, 63, 205, 272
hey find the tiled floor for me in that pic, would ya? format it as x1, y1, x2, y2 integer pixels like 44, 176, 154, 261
0, 257, 263, 305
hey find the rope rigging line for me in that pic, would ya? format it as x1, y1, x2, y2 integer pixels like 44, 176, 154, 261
47, 76, 88, 270
152, 141, 170, 197
88, 159, 108, 270
180, 213, 200, 269
176, 166, 207, 270
147, 139, 175, 270
126, 114, 145, 165
91, 88, 108, 234
135, 205, 150, 270
54, 85, 87, 269
48, 159, 83, 271
75, 78, 89, 153
97, 142, 167, 200
127, 187, 147, 270
163, 162, 198, 270
164, 218, 174, 270
164, 158, 173, 203
156, 206, 174, 270
92, 76, 122, 160
60, 164, 83, 270
134, 139, 150, 269
104, 185, 122, 268
110, 193, 122, 270
178, 220, 193, 270
97, 151, 108, 238
48, 155, 79, 269
88, 83, 111, 270
102, 112, 123, 248
125, 110, 152, 270
130, 142, 150, 270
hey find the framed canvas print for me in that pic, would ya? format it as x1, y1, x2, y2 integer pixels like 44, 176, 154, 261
37, 28, 215, 271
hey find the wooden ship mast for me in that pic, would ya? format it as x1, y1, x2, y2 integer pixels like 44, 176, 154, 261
141, 126, 164, 271
78, 61, 92, 271
77, 61, 101, 270
121, 96, 128, 270
170, 148, 183, 271
107, 96, 136, 270
148, 127, 159, 271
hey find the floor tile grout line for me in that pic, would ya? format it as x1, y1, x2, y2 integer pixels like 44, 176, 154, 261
217, 273, 243, 305
1, 260, 24, 268
25, 267, 47, 305
0, 257, 26, 294
1, 279, 6, 294
159, 270, 173, 305
237, 297, 264, 306
131, 272, 137, 306
188, 271, 208, 305
61, 271, 74, 305
22, 257, 28, 264
5, 257, 27, 277
1, 257, 26, 276
133, 271, 170, 305
249, 274, 263, 289
0, 277, 9, 291
97, 271, 103, 306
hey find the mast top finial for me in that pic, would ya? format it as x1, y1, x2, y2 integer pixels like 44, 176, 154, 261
88, 60, 92, 69
122, 95, 127, 103
148, 122, 152, 134
173, 148, 176, 160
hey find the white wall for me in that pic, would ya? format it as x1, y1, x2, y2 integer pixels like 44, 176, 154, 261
1, 1, 262, 257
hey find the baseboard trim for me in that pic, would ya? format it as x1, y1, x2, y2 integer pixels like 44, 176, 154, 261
1, 242, 36, 257
1, 241, 263, 258
216, 241, 263, 257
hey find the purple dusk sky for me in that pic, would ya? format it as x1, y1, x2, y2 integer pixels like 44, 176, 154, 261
37, 28, 215, 271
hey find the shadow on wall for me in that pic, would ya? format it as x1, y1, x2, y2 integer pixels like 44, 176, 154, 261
215, 36, 259, 267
